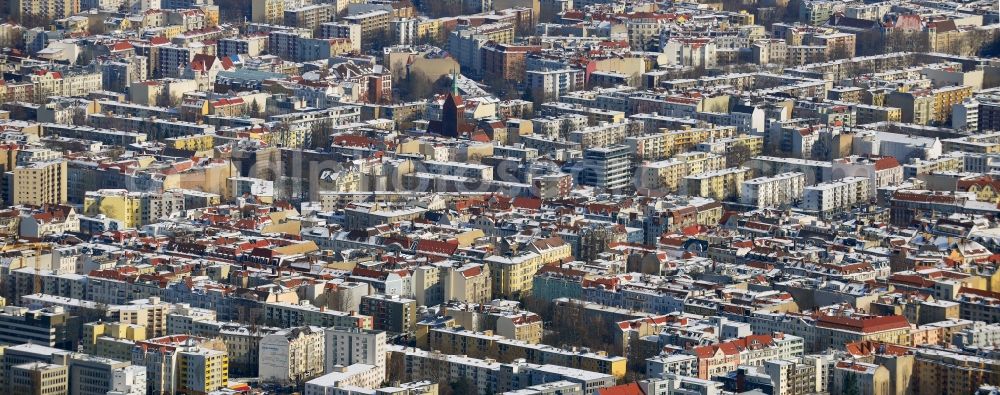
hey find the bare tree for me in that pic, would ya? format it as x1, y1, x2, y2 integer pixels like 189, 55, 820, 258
416, 27, 449, 48
856, 30, 884, 56
424, 0, 465, 17
885, 30, 928, 53
19, 13, 49, 29
827, 43, 852, 61
726, 142, 754, 167
71, 107, 87, 126
155, 87, 175, 108
309, 119, 332, 151
396, 72, 447, 102
530, 298, 615, 354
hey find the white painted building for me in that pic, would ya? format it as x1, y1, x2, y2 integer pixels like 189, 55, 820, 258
324, 326, 386, 375
952, 98, 979, 132
801, 176, 870, 215
526, 68, 586, 102
304, 364, 382, 394
661, 38, 717, 68
741, 172, 806, 208
259, 326, 327, 384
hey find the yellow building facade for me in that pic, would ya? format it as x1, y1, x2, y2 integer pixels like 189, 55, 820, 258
13, 160, 67, 205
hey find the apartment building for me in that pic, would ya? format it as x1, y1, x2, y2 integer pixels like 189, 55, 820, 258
886, 90, 937, 125
280, 35, 353, 62
101, 57, 149, 94
763, 357, 827, 395
814, 32, 856, 59
813, 315, 911, 351
9, 362, 68, 395
250, 0, 293, 24
482, 42, 542, 82
12, 159, 67, 206
636, 152, 726, 192
802, 176, 870, 216
903, 155, 963, 178
217, 35, 268, 57
342, 9, 391, 50
324, 326, 386, 373
952, 97, 979, 131
169, 317, 280, 378
942, 132, 1000, 154
696, 135, 764, 158
930, 85, 973, 125
688, 333, 805, 379
855, 103, 903, 124
662, 38, 718, 68
911, 348, 999, 395
449, 23, 515, 77
831, 155, 903, 196
800, 0, 842, 25
16, 0, 79, 24
627, 126, 737, 161
978, 95, 1000, 132
131, 336, 227, 394
752, 39, 788, 65
359, 294, 417, 334
389, 346, 616, 395
177, 342, 228, 394
105, 298, 171, 338
82, 322, 148, 362
540, 103, 626, 125
526, 68, 586, 102
263, 301, 373, 329
83, 190, 185, 229
68, 355, 132, 395
390, 18, 417, 45
27, 71, 99, 101
259, 326, 326, 384
627, 13, 675, 49
284, 4, 336, 32
577, 146, 632, 192
952, 322, 1000, 349
740, 172, 806, 208
304, 364, 382, 393
426, 327, 627, 378
484, 251, 543, 299
787, 45, 827, 65
319, 22, 362, 52
748, 156, 832, 183
683, 167, 752, 202
646, 354, 698, 379
0, 306, 74, 350
567, 121, 634, 149
831, 361, 891, 395
420, 160, 494, 180
454, 265, 496, 302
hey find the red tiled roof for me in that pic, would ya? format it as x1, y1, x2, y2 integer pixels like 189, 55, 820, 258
415, 239, 459, 255
470, 131, 491, 142
816, 315, 909, 333
874, 156, 901, 171
845, 340, 911, 357
461, 266, 483, 278
597, 383, 643, 395
111, 41, 133, 51
512, 197, 541, 210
